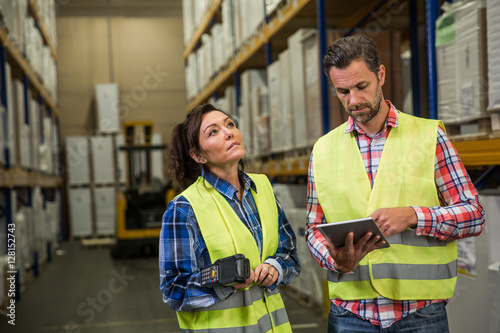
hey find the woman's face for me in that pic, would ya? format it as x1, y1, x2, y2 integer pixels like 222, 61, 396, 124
194, 111, 245, 170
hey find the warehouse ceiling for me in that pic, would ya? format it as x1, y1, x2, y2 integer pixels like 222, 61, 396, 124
55, 0, 183, 17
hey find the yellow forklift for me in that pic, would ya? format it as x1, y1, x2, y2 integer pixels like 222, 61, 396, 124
111, 121, 175, 259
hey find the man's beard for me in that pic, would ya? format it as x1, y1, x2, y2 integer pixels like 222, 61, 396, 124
346, 85, 383, 124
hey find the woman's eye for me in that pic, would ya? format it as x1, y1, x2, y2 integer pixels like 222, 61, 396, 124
209, 129, 217, 136
227, 121, 235, 128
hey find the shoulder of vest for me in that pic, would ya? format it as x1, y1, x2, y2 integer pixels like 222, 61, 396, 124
398, 111, 441, 126
314, 121, 349, 149
181, 177, 211, 199
247, 173, 272, 190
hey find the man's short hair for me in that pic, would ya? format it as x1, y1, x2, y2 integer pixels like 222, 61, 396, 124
323, 34, 381, 80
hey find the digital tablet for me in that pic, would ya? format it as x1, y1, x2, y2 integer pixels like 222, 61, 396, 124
316, 217, 390, 249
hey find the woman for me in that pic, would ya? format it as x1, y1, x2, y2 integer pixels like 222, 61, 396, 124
159, 104, 300, 332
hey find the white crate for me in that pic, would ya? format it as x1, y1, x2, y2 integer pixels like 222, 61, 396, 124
222, 0, 236, 64
278, 49, 294, 151
14, 209, 28, 284
19, 124, 32, 168
45, 191, 60, 248
0, 255, 8, 310
68, 188, 93, 237
239, 69, 267, 157
0, 106, 4, 166
288, 29, 314, 150
94, 187, 116, 236
5, 63, 16, 166
151, 133, 164, 182
91, 135, 115, 184
302, 30, 324, 146
212, 24, 225, 73
252, 86, 270, 155
95, 83, 120, 133
115, 135, 126, 184
65, 136, 90, 185
32, 187, 47, 263
0, 192, 6, 256
39, 116, 53, 173
29, 97, 40, 171
267, 60, 282, 152
182, 0, 194, 45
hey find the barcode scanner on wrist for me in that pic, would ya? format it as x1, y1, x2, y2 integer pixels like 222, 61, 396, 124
200, 254, 250, 288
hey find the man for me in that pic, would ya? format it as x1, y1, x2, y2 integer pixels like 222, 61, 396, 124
305, 34, 485, 332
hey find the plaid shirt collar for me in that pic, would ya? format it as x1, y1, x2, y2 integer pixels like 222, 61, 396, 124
201, 168, 257, 200
345, 100, 399, 135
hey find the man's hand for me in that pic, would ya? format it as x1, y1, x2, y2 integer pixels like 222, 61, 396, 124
370, 207, 417, 237
324, 232, 385, 273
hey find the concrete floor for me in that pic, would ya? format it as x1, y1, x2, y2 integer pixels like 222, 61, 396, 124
0, 241, 327, 332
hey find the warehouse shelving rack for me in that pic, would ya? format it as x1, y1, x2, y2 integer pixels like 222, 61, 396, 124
184, 0, 500, 178
0, 0, 62, 293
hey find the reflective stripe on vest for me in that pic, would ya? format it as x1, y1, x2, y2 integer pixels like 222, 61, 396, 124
178, 173, 292, 332
313, 111, 457, 300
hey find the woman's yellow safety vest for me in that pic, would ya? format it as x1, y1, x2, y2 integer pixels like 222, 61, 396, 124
312, 111, 457, 301
178, 173, 292, 332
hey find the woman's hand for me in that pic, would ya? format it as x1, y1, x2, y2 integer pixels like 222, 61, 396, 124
254, 263, 278, 287
232, 269, 256, 290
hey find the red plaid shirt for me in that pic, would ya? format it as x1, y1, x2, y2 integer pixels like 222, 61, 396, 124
305, 101, 485, 328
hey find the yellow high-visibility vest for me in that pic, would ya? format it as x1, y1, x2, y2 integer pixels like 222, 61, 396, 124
313, 111, 457, 300
178, 173, 292, 332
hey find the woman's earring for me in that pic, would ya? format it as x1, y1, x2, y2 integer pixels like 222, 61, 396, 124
200, 158, 206, 163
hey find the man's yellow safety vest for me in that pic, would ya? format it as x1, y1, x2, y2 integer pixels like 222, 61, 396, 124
313, 111, 457, 301
178, 173, 292, 332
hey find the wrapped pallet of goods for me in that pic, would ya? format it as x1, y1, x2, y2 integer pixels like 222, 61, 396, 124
486, 0, 500, 134
436, 0, 488, 137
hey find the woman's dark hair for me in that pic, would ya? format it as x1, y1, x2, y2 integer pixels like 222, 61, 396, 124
323, 34, 381, 82
168, 103, 244, 189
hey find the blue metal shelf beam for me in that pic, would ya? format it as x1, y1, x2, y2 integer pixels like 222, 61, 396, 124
426, 0, 439, 119
317, 0, 330, 135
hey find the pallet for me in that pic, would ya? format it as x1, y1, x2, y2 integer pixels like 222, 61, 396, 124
80, 237, 116, 250
446, 117, 492, 142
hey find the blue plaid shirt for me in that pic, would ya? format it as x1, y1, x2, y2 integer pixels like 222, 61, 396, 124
159, 170, 300, 312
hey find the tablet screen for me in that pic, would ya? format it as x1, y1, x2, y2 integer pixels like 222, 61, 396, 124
316, 217, 390, 249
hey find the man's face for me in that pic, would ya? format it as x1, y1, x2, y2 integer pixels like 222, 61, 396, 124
328, 60, 385, 124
